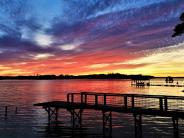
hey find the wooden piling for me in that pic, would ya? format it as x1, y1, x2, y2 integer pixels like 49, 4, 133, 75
95, 95, 98, 106
104, 94, 106, 106
172, 117, 179, 138
159, 98, 163, 111
124, 96, 127, 108
164, 97, 168, 111
71, 94, 74, 104
5, 106, 7, 117
132, 95, 135, 108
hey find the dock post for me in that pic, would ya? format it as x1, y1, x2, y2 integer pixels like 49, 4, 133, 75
5, 106, 7, 117
47, 107, 51, 123
132, 95, 135, 108
43, 107, 59, 124
71, 93, 74, 104
172, 117, 179, 138
55, 108, 58, 122
104, 94, 106, 106
70, 109, 83, 129
79, 109, 83, 128
95, 95, 98, 106
159, 98, 163, 111
102, 111, 112, 138
124, 96, 127, 108
81, 92, 84, 104
84, 94, 87, 104
164, 97, 168, 111
67, 93, 70, 103
134, 113, 142, 138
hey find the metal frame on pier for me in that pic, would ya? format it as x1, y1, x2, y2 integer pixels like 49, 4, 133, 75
102, 110, 112, 138
69, 109, 83, 128
43, 107, 59, 123
35, 92, 184, 138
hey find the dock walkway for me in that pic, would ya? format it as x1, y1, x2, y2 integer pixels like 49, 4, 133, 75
34, 92, 184, 138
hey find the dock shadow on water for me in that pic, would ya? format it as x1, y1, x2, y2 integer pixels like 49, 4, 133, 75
40, 123, 102, 138
37, 110, 126, 138
36, 110, 184, 138
37, 109, 110, 138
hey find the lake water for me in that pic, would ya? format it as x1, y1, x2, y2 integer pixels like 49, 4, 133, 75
0, 79, 184, 138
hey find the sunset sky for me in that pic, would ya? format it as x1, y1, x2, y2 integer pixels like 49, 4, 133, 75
0, 0, 184, 76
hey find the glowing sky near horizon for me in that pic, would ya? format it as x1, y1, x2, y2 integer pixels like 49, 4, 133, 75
0, 0, 184, 76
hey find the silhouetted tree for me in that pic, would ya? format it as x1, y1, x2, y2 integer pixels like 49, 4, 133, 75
172, 12, 184, 37
0, 74, 154, 80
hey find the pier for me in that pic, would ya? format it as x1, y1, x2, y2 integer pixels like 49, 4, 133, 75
131, 82, 184, 87
149, 84, 184, 87
34, 92, 184, 138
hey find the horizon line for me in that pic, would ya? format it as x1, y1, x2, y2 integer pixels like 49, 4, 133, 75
0, 73, 184, 78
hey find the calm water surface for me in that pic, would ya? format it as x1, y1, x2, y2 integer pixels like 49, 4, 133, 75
0, 79, 184, 138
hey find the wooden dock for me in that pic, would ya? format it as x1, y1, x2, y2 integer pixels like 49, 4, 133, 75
150, 84, 184, 87
131, 83, 184, 87
34, 92, 184, 138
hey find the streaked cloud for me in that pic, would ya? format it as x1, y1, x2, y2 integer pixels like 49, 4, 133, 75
34, 32, 53, 47
87, 63, 110, 69
0, 0, 183, 76
64, 62, 78, 65
59, 41, 83, 51
0, 65, 12, 70
33, 53, 54, 60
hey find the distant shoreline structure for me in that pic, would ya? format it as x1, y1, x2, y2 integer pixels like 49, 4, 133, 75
1, 74, 184, 80
0, 73, 154, 80
131, 76, 184, 87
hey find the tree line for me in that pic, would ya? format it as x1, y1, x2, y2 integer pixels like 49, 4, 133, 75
0, 73, 154, 80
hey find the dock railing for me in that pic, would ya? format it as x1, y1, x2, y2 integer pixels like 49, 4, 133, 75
67, 92, 184, 112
